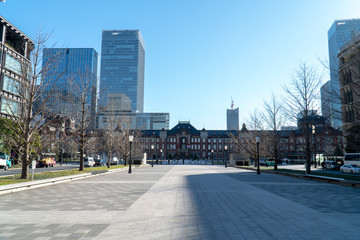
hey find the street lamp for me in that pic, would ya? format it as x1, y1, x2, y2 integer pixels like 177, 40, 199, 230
312, 125, 316, 168
59, 122, 65, 166
211, 149, 214, 165
256, 136, 260, 175
128, 135, 134, 174
160, 149, 163, 165
224, 145, 228, 168
151, 144, 154, 167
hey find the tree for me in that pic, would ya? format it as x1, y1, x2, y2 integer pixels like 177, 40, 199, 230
0, 117, 13, 153
67, 71, 97, 171
283, 62, 322, 174
230, 109, 264, 166
261, 92, 284, 170
2, 32, 64, 179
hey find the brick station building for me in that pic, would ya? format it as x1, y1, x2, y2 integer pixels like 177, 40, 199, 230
140, 121, 236, 161
139, 119, 343, 162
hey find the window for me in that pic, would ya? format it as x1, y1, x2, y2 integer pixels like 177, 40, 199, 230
3, 75, 20, 95
5, 53, 22, 75
1, 98, 20, 116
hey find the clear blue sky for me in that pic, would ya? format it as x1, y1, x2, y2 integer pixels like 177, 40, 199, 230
2, 0, 360, 129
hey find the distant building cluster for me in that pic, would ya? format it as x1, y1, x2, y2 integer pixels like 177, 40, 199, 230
1, 14, 360, 157
0, 15, 169, 131
321, 19, 360, 130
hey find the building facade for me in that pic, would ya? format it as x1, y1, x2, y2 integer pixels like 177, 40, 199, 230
227, 108, 239, 130
139, 119, 343, 163
328, 19, 360, 129
41, 48, 99, 127
141, 121, 235, 160
338, 34, 360, 133
279, 113, 343, 160
99, 30, 145, 113
136, 113, 169, 130
0, 16, 34, 118
97, 111, 169, 130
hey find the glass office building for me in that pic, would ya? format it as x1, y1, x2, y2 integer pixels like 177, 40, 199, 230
327, 19, 360, 129
0, 16, 34, 118
227, 108, 239, 130
42, 48, 99, 126
99, 30, 145, 113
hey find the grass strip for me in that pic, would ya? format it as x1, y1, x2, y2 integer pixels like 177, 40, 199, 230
0, 165, 126, 186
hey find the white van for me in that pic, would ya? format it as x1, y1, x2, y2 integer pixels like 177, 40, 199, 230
84, 157, 95, 167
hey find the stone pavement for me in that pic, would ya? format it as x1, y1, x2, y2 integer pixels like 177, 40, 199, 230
0, 165, 359, 240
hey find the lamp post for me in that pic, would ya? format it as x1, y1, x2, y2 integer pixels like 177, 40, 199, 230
160, 149, 163, 165
128, 135, 134, 174
59, 122, 65, 166
312, 125, 316, 168
151, 144, 154, 167
256, 136, 260, 175
211, 149, 214, 165
224, 145, 228, 168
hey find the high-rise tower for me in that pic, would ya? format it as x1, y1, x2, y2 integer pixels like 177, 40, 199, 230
227, 99, 239, 130
327, 19, 360, 129
99, 30, 145, 113
42, 48, 99, 127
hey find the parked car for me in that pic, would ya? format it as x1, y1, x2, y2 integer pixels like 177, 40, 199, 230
84, 157, 95, 167
0, 152, 11, 170
111, 157, 119, 165
37, 158, 56, 168
94, 158, 103, 166
324, 161, 342, 170
340, 164, 360, 174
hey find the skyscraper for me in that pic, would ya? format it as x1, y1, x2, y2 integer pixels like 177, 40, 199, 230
227, 108, 239, 130
42, 48, 99, 125
320, 80, 330, 120
328, 19, 360, 129
99, 30, 145, 113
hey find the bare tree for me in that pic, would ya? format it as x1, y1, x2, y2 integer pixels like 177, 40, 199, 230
283, 62, 323, 174
67, 71, 97, 171
261, 92, 285, 170
230, 109, 265, 166
3, 32, 64, 179
98, 108, 121, 168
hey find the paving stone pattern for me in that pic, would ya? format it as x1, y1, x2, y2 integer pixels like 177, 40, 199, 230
0, 165, 359, 240
226, 172, 360, 214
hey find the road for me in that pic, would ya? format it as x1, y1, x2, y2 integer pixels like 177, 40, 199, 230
0, 165, 359, 239
0, 163, 79, 177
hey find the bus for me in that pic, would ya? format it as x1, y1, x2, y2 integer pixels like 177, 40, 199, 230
344, 153, 360, 165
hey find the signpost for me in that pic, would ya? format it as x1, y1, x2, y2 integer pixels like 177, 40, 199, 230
31, 160, 36, 181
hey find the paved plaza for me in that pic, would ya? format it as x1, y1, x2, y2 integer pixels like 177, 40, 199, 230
0, 165, 359, 240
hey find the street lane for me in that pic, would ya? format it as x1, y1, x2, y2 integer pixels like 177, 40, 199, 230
0, 164, 79, 177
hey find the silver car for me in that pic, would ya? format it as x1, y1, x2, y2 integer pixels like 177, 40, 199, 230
340, 164, 360, 174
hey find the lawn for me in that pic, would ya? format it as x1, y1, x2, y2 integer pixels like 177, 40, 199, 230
0, 165, 126, 186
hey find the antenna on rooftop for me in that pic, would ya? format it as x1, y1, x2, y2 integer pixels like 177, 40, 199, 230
231, 97, 234, 109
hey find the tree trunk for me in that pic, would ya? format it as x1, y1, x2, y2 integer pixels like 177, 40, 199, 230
20, 155, 28, 179
107, 152, 112, 168
79, 135, 85, 171
20, 143, 29, 179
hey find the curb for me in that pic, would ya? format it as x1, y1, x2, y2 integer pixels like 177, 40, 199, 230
234, 166, 360, 188
0, 165, 145, 196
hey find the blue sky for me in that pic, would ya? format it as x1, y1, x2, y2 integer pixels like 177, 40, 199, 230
2, 0, 360, 129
